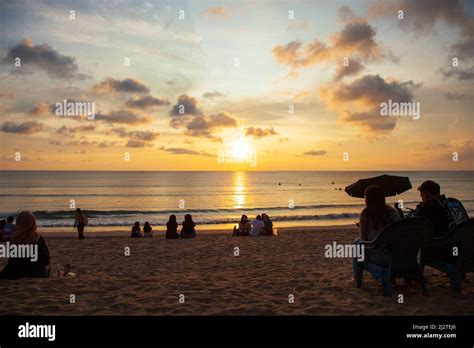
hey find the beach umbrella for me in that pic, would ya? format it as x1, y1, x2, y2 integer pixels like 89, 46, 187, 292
344, 174, 412, 198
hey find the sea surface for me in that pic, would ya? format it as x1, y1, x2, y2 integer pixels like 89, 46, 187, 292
0, 171, 472, 232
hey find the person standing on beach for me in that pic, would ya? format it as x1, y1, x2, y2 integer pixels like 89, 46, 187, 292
250, 215, 265, 236
166, 215, 179, 239
3, 216, 17, 241
74, 208, 88, 240
180, 214, 196, 239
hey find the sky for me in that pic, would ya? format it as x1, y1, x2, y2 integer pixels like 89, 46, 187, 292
0, 0, 473, 171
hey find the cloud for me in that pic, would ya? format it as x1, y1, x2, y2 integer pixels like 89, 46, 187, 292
444, 91, 466, 100
368, 0, 469, 33
57, 124, 97, 135
202, 91, 225, 99
245, 127, 278, 139
273, 9, 389, 76
126, 139, 153, 148
111, 127, 159, 141
368, 0, 474, 61
30, 102, 50, 115
93, 78, 150, 95
320, 74, 418, 108
440, 66, 474, 80
319, 74, 419, 132
204, 7, 229, 17
169, 94, 203, 117
2, 121, 44, 134
1, 39, 87, 79
185, 112, 238, 139
334, 58, 365, 80
343, 109, 397, 131
96, 109, 153, 125
160, 146, 214, 157
125, 95, 170, 109
303, 150, 327, 156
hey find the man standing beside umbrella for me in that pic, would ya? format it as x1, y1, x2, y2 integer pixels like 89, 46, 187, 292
415, 180, 452, 238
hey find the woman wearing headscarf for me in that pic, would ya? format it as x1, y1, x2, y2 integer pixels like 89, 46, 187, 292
0, 211, 49, 279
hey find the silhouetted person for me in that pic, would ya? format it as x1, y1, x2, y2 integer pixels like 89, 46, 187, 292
143, 221, 153, 238
353, 185, 401, 280
3, 216, 16, 242
74, 208, 88, 240
358, 185, 401, 241
250, 215, 264, 236
166, 215, 179, 239
262, 213, 274, 236
415, 180, 452, 237
235, 214, 251, 236
180, 214, 196, 239
0, 219, 6, 241
131, 222, 141, 238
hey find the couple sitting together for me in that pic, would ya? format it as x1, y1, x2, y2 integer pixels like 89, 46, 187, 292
353, 180, 466, 278
233, 214, 274, 237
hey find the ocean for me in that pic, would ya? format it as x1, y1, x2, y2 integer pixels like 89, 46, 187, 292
0, 171, 472, 232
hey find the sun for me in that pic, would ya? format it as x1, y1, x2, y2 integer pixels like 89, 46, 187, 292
230, 138, 251, 160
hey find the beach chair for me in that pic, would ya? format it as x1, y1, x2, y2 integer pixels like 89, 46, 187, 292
355, 217, 433, 297
420, 218, 474, 293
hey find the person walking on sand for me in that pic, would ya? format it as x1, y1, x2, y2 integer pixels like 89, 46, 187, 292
250, 215, 265, 237
74, 208, 88, 240
131, 222, 141, 238
166, 215, 179, 239
180, 214, 196, 239
143, 221, 153, 238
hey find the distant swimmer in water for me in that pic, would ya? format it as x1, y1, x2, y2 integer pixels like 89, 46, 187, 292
331, 181, 335, 185
278, 182, 281, 186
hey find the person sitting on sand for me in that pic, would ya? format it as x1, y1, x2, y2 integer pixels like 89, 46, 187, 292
143, 221, 153, 238
250, 215, 265, 237
166, 215, 179, 239
3, 216, 16, 242
74, 208, 88, 240
180, 214, 196, 239
234, 215, 251, 236
0, 211, 72, 279
262, 213, 274, 236
131, 222, 141, 238
0, 219, 6, 241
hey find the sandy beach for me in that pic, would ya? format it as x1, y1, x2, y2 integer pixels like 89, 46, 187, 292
0, 225, 472, 316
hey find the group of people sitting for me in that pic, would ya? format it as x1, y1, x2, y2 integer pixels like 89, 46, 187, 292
233, 214, 274, 236
130, 214, 197, 239
0, 216, 17, 242
353, 180, 468, 279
